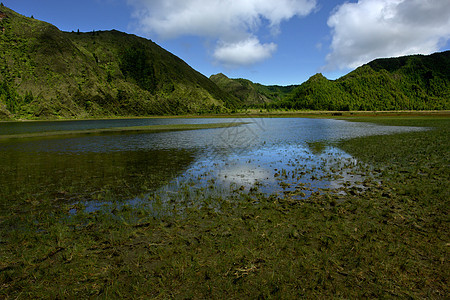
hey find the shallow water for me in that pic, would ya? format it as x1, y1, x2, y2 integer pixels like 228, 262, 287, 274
0, 117, 425, 210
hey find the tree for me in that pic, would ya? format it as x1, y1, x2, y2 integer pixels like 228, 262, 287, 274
120, 46, 156, 92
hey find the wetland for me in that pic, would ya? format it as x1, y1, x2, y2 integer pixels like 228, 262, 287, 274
0, 117, 424, 207
0, 115, 448, 298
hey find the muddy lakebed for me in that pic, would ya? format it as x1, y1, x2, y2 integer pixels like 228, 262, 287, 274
0, 117, 426, 212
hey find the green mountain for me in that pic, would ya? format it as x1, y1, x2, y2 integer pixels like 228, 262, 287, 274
0, 5, 237, 119
210, 73, 297, 108
281, 51, 450, 111
1, 5, 448, 120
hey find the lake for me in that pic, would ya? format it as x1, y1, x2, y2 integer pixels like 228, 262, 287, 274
0, 117, 424, 212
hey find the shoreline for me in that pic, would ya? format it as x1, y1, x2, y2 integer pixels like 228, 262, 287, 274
0, 122, 248, 140
1, 116, 448, 298
1, 110, 449, 123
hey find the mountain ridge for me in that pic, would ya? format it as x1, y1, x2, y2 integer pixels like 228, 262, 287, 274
209, 73, 298, 107
0, 5, 448, 120
275, 51, 450, 111
0, 5, 238, 119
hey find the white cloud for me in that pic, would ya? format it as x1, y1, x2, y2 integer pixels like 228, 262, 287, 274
326, 0, 450, 70
213, 37, 277, 67
127, 0, 317, 66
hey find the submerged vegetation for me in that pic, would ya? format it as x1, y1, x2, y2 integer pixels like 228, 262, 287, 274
0, 4, 449, 295
1, 115, 448, 298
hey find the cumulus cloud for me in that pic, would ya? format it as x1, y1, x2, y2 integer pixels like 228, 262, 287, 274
213, 37, 277, 67
326, 0, 450, 70
127, 0, 316, 66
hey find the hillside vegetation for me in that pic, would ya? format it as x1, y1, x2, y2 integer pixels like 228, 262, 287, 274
277, 51, 450, 111
0, 5, 237, 119
0, 5, 449, 120
210, 73, 297, 108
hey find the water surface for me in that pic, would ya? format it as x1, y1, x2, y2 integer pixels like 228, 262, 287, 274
0, 117, 425, 211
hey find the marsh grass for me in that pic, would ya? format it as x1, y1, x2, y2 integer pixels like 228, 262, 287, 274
1, 116, 448, 298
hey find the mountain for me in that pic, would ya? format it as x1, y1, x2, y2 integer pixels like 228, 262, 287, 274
0, 5, 237, 119
1, 5, 448, 120
210, 73, 297, 107
281, 51, 450, 111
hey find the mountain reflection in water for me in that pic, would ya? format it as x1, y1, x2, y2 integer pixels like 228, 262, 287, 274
0, 147, 196, 209
0, 117, 425, 212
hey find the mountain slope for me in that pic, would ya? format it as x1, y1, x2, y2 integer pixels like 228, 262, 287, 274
210, 73, 297, 107
0, 5, 236, 119
283, 51, 450, 111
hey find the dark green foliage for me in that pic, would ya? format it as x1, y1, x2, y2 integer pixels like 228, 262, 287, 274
120, 46, 156, 92
0, 81, 16, 113
0, 81, 34, 115
210, 73, 297, 108
283, 73, 348, 110
285, 52, 450, 111
212, 52, 449, 111
1, 4, 448, 119
0, 6, 236, 119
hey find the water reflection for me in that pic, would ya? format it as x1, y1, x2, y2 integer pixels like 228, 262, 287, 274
0, 147, 196, 211
0, 118, 233, 135
157, 143, 363, 202
0, 117, 426, 212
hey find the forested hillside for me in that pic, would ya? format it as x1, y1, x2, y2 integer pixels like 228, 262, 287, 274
210, 73, 297, 107
0, 5, 237, 119
278, 51, 450, 111
1, 5, 448, 120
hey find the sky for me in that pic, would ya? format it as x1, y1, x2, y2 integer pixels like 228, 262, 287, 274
3, 0, 450, 86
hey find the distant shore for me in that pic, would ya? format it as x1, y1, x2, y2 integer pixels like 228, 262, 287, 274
0, 122, 248, 140
1, 110, 449, 123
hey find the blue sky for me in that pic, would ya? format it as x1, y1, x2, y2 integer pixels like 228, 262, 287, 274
3, 0, 450, 86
